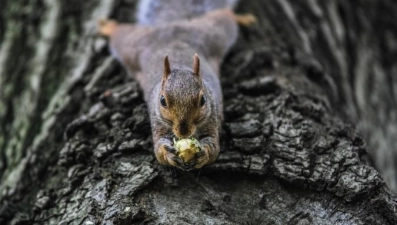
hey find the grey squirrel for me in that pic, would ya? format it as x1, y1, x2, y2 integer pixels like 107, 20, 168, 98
99, 0, 255, 170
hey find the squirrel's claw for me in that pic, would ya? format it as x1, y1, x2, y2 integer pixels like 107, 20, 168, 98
233, 14, 257, 26
164, 144, 177, 154
158, 143, 185, 169
192, 149, 210, 169
98, 19, 118, 37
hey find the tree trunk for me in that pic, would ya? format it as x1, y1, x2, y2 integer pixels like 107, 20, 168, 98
1, 0, 396, 224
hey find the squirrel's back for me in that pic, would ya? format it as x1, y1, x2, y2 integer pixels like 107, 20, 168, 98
137, 0, 238, 25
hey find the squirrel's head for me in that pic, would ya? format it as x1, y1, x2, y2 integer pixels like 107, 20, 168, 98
159, 54, 209, 138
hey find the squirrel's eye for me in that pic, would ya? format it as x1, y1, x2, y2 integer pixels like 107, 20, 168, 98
200, 95, 206, 107
160, 95, 167, 107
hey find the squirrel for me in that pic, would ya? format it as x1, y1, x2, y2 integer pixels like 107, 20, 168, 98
98, 1, 255, 170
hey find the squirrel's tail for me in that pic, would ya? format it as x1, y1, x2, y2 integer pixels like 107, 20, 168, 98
136, 0, 238, 25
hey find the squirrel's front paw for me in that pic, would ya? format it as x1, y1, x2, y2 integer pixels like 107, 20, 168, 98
155, 143, 184, 169
192, 149, 210, 169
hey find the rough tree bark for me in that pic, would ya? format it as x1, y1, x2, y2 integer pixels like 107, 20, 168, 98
0, 0, 396, 224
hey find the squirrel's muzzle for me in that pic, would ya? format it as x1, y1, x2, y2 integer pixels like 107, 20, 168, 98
173, 121, 195, 138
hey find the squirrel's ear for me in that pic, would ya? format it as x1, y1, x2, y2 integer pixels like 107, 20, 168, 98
164, 55, 171, 76
163, 55, 171, 83
193, 53, 200, 76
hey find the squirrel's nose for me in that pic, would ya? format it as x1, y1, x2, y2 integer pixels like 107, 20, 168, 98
174, 121, 193, 138
178, 122, 189, 136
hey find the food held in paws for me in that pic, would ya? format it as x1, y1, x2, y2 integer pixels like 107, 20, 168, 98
174, 138, 202, 162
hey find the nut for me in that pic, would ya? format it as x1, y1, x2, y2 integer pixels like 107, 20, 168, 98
174, 138, 201, 162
